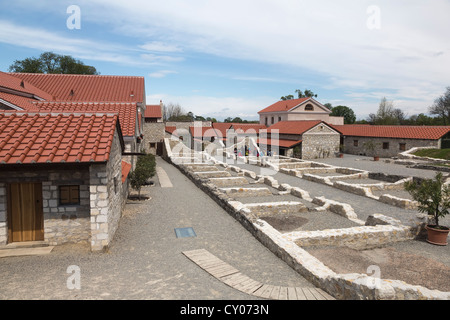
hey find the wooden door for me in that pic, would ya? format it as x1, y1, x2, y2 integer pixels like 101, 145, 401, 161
8, 182, 44, 242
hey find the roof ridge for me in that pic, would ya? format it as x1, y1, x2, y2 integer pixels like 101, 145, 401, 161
9, 72, 144, 78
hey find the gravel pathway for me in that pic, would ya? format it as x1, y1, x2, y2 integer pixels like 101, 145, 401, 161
0, 157, 314, 300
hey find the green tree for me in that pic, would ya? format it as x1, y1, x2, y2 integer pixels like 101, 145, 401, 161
330, 105, 356, 124
323, 103, 333, 110
368, 97, 400, 125
129, 153, 156, 200
8, 51, 99, 75
429, 87, 450, 125
8, 57, 43, 73
281, 89, 317, 101
280, 94, 294, 101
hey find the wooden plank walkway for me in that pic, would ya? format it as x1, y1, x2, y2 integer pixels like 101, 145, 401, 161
183, 249, 335, 300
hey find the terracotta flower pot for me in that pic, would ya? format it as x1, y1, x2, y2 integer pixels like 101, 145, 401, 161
373, 156, 379, 161
425, 225, 449, 246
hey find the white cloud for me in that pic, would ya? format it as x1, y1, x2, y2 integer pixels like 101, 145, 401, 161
4, 1, 450, 117
148, 70, 178, 78
140, 42, 182, 53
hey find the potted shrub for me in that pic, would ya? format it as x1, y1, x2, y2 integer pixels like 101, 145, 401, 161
363, 140, 380, 161
404, 172, 450, 245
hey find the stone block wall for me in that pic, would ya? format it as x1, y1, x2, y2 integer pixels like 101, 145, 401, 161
0, 167, 91, 246
301, 126, 340, 160
142, 122, 165, 155
343, 137, 440, 158
89, 130, 125, 251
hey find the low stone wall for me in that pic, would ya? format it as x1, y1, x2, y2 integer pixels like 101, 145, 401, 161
244, 201, 309, 216
208, 177, 250, 187
378, 194, 419, 210
283, 224, 415, 250
221, 187, 273, 198
166, 144, 450, 300
194, 171, 232, 179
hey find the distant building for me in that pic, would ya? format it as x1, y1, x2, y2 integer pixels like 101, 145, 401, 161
333, 124, 450, 158
260, 120, 341, 159
143, 101, 165, 155
258, 98, 344, 127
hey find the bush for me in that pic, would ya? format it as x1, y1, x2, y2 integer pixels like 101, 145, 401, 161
129, 153, 156, 199
404, 172, 450, 229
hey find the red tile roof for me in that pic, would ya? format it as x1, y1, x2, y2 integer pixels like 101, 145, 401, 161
32, 101, 137, 137
9, 73, 145, 103
258, 98, 311, 114
264, 120, 324, 135
333, 125, 450, 140
144, 104, 162, 118
212, 122, 232, 138
257, 138, 302, 148
231, 123, 267, 133
0, 71, 53, 101
0, 112, 120, 164
189, 126, 218, 138
121, 161, 132, 183
165, 126, 177, 135
0, 92, 40, 111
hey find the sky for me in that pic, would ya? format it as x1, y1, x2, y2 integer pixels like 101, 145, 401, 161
0, 0, 449, 122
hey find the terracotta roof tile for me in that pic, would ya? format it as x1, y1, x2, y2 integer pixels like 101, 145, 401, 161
144, 105, 162, 118
0, 113, 119, 164
230, 123, 267, 133
32, 101, 137, 137
257, 138, 302, 148
212, 122, 232, 138
8, 73, 145, 103
121, 161, 132, 183
0, 71, 53, 101
332, 124, 450, 140
189, 126, 218, 138
264, 120, 324, 135
258, 98, 311, 114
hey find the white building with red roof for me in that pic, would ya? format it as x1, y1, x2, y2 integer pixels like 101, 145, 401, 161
258, 97, 344, 126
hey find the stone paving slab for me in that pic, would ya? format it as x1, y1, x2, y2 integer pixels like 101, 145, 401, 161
183, 248, 335, 300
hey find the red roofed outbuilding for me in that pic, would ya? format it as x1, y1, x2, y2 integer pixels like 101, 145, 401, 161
0, 112, 129, 251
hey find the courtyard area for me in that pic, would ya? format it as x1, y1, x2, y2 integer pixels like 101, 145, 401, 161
0, 149, 449, 300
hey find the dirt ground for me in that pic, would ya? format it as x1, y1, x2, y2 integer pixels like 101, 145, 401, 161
261, 214, 450, 293
305, 246, 450, 293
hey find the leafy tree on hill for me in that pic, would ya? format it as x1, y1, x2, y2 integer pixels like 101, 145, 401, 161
330, 105, 356, 124
281, 89, 318, 101
8, 51, 99, 75
429, 87, 450, 125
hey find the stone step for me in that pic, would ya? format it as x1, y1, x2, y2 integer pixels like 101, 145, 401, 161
0, 241, 49, 250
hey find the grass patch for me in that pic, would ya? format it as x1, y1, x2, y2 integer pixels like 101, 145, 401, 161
413, 148, 450, 160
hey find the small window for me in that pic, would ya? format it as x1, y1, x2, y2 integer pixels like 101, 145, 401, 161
278, 116, 282, 122
114, 177, 119, 194
271, 117, 274, 124
305, 104, 314, 111
354, 140, 359, 147
383, 142, 389, 150
60, 185, 80, 205
399, 143, 406, 151
265, 117, 268, 126
150, 143, 156, 149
